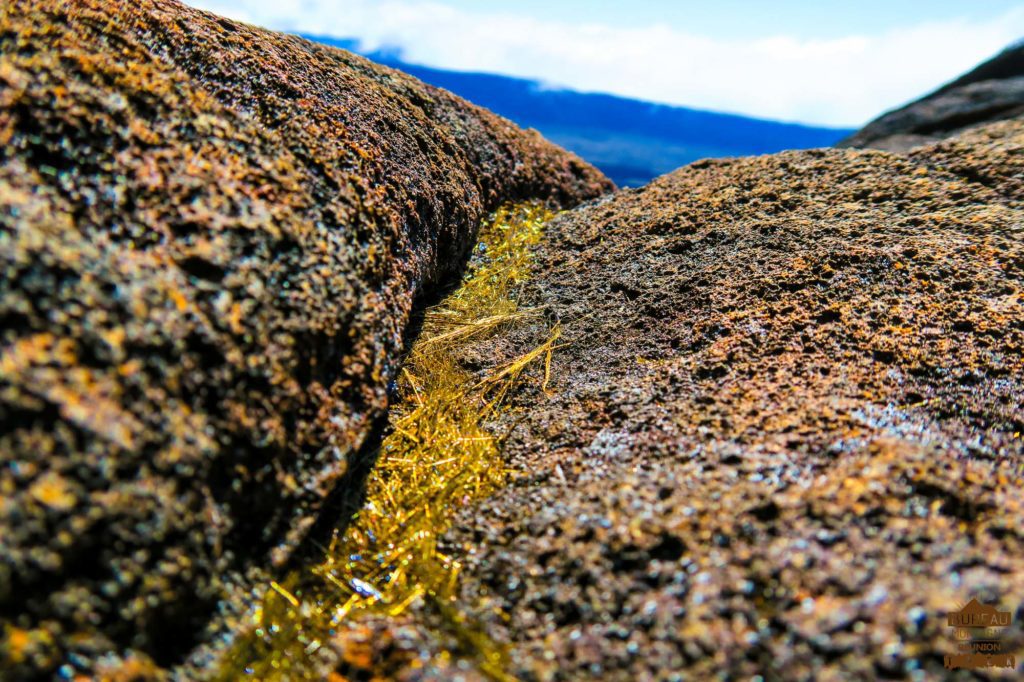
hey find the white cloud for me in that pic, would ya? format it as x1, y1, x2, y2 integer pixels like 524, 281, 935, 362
185, 0, 1024, 127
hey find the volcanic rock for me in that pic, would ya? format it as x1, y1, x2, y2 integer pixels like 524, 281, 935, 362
0, 0, 610, 676
435, 119, 1024, 680
840, 42, 1024, 151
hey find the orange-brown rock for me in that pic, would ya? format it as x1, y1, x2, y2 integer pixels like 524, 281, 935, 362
0, 0, 611, 676
420, 119, 1024, 680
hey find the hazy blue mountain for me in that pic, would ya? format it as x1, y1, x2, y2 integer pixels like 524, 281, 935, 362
305, 34, 854, 187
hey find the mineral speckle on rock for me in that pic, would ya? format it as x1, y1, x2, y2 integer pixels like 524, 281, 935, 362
0, 0, 610, 676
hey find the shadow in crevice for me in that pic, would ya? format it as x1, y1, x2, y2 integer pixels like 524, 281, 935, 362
283, 410, 388, 571
285, 256, 472, 571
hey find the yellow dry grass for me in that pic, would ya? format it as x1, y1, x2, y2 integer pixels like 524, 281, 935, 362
219, 203, 557, 680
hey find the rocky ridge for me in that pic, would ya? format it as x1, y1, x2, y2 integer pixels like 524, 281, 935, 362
841, 42, 1024, 151
0, 0, 610, 676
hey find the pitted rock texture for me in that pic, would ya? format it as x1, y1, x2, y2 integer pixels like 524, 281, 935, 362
407, 120, 1023, 680
0, 0, 611, 676
840, 43, 1024, 152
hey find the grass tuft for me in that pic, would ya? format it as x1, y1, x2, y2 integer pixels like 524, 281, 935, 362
218, 203, 558, 680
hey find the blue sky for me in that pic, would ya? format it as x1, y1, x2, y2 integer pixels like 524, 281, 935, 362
188, 1, 1024, 126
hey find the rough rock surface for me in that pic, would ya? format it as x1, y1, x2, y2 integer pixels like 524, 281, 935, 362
0, 0, 610, 676
840, 43, 1024, 151
416, 119, 1024, 680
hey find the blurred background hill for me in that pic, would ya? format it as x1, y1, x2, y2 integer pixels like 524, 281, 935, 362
307, 36, 851, 187
189, 1, 1024, 187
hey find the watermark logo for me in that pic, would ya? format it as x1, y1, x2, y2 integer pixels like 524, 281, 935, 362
944, 598, 1016, 670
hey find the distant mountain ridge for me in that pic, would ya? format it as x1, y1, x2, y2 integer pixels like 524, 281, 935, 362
304, 34, 854, 186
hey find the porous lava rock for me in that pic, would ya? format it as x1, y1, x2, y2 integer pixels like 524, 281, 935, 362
0, 0, 611, 676
840, 42, 1024, 151
430, 119, 1024, 680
